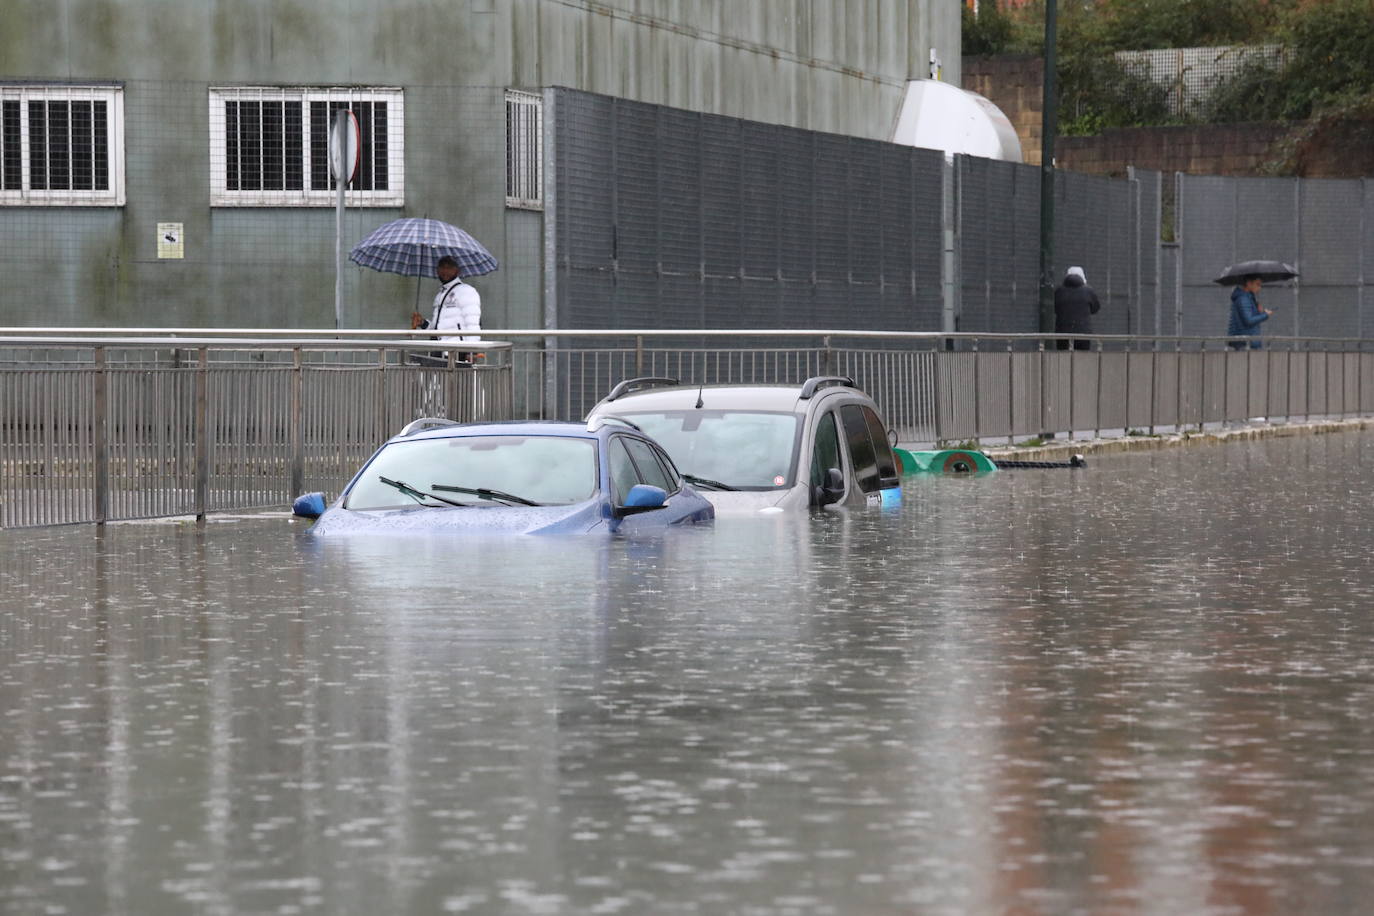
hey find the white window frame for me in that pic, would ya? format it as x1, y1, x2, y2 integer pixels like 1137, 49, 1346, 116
506, 89, 543, 210
208, 86, 405, 207
0, 84, 126, 206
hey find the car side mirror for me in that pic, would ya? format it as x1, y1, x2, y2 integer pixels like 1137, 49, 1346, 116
615, 484, 667, 517
814, 467, 845, 507
292, 492, 327, 519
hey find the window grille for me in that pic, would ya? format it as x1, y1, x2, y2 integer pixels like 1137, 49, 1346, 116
0, 85, 125, 205
209, 87, 404, 206
506, 90, 543, 210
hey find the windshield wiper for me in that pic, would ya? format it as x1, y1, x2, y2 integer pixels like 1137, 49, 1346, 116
682, 473, 738, 491
431, 483, 540, 507
378, 476, 468, 507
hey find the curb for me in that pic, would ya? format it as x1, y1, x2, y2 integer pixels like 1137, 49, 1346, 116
975, 417, 1374, 462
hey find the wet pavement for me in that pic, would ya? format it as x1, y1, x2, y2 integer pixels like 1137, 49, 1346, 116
3, 429, 1374, 914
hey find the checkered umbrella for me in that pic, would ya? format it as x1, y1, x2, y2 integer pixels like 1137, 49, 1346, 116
349, 217, 499, 278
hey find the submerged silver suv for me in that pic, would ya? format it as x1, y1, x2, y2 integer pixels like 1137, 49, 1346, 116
585, 376, 902, 514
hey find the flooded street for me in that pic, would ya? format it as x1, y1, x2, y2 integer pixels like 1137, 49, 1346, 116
4, 430, 1374, 915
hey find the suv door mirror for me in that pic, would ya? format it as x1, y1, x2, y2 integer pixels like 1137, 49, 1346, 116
814, 467, 845, 507
292, 492, 327, 519
615, 483, 667, 517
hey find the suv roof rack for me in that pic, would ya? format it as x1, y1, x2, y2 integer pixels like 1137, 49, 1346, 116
799, 375, 856, 399
586, 415, 644, 433
398, 417, 460, 437
603, 376, 680, 402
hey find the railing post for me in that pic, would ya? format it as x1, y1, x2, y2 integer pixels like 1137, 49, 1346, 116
971, 337, 981, 442
822, 336, 833, 376
1038, 336, 1047, 438
635, 335, 644, 376
290, 347, 304, 498
1148, 337, 1157, 435
1095, 337, 1103, 438
1198, 339, 1207, 432
93, 347, 109, 525
1007, 338, 1014, 444
194, 348, 209, 521
446, 349, 459, 421
1176, 338, 1183, 434
933, 339, 946, 444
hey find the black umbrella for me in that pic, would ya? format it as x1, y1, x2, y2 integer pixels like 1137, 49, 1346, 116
1213, 260, 1299, 285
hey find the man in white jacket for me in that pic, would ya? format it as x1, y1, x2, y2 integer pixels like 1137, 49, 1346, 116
410, 255, 482, 360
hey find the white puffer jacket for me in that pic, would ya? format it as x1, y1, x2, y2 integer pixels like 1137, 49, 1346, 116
427, 278, 482, 344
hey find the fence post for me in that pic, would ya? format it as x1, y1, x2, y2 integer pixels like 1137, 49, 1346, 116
822, 336, 833, 376
93, 347, 109, 525
1007, 338, 1014, 444
290, 347, 304, 498
1198, 339, 1207, 432
635, 335, 644, 376
447, 349, 459, 421
194, 348, 209, 521
1095, 337, 1103, 438
1148, 338, 1157, 435
1038, 336, 1048, 438
972, 337, 981, 442
1176, 338, 1185, 433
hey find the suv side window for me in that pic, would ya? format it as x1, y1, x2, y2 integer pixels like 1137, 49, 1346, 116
622, 437, 674, 493
810, 411, 844, 494
839, 404, 881, 493
608, 437, 642, 503
861, 406, 900, 488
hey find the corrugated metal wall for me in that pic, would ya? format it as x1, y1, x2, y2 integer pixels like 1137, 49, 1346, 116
552, 89, 946, 336
1177, 174, 1372, 341
553, 89, 1165, 339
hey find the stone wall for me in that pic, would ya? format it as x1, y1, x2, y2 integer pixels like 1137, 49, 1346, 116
1056, 123, 1290, 178
963, 54, 1046, 165
964, 54, 1295, 178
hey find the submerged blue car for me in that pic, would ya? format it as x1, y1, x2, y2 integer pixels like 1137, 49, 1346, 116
293, 417, 715, 535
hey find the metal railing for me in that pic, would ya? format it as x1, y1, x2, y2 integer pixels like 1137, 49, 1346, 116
3, 328, 1371, 528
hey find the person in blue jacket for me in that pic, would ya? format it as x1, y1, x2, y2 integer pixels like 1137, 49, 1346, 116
1227, 276, 1272, 349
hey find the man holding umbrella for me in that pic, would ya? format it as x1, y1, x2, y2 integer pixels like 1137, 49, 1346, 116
1227, 275, 1272, 349
1217, 260, 1296, 351
411, 255, 481, 359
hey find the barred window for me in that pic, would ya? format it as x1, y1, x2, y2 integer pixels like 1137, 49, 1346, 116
209, 87, 404, 206
0, 85, 125, 205
506, 90, 543, 210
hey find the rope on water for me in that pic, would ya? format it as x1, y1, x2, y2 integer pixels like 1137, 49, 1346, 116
993, 454, 1087, 470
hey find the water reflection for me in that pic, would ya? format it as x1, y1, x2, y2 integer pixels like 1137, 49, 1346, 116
3, 431, 1374, 913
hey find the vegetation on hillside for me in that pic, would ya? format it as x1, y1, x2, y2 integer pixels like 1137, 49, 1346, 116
963, 0, 1374, 135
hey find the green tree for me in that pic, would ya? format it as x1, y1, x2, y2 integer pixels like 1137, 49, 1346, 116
1098, 0, 1286, 51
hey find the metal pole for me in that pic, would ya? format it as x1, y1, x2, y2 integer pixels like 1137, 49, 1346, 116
290, 348, 304, 498
94, 347, 108, 525
1038, 0, 1059, 334
194, 348, 209, 521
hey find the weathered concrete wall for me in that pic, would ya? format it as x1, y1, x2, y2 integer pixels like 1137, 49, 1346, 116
0, 0, 959, 330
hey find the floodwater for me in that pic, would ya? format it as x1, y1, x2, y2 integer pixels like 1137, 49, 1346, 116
4, 431, 1374, 916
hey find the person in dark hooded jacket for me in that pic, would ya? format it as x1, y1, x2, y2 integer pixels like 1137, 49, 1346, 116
1054, 266, 1101, 351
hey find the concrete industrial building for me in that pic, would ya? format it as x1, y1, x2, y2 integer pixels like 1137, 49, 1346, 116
0, 1, 960, 330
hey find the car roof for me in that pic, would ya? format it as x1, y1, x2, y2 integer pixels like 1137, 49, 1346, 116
591, 380, 874, 414
391, 419, 597, 443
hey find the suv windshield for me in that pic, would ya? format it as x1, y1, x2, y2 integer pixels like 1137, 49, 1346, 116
615, 410, 799, 489
345, 436, 597, 509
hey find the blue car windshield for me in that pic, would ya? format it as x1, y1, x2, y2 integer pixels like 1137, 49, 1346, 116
615, 410, 799, 489
345, 436, 597, 509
